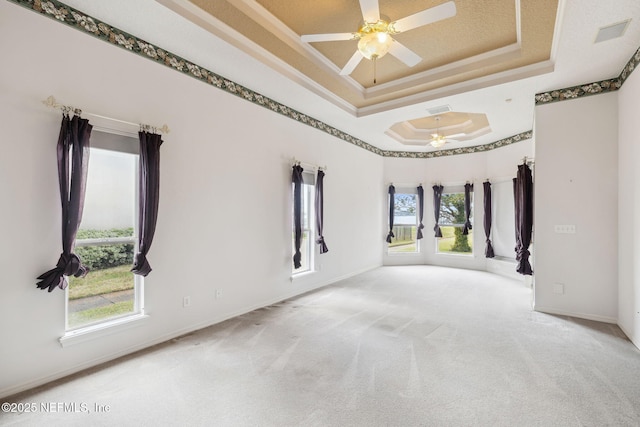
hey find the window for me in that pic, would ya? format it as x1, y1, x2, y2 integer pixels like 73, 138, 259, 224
437, 189, 473, 255
388, 191, 419, 254
66, 131, 142, 330
490, 180, 516, 258
292, 171, 315, 274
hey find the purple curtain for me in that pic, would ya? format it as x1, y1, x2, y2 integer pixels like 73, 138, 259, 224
513, 163, 533, 275
292, 165, 304, 269
315, 169, 328, 254
416, 185, 425, 239
463, 183, 473, 235
37, 115, 92, 292
483, 181, 495, 258
433, 184, 443, 238
131, 131, 163, 277
386, 185, 395, 243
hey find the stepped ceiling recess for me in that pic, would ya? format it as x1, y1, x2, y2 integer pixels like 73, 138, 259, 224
161, 0, 558, 113
25, 0, 640, 153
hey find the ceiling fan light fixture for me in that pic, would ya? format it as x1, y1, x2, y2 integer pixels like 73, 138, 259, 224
430, 116, 446, 148
430, 135, 447, 148
357, 25, 393, 60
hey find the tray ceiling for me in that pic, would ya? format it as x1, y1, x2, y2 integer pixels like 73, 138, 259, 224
159, 0, 558, 116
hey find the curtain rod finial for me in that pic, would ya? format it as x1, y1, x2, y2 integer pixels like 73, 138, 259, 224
42, 96, 56, 108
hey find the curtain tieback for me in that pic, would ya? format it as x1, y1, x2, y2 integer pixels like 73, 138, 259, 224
418, 224, 425, 230
316, 236, 329, 253
36, 252, 88, 292
58, 252, 88, 277
132, 252, 152, 277
516, 249, 530, 261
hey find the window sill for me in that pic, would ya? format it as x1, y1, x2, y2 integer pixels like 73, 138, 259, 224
290, 270, 316, 282
387, 252, 420, 256
436, 252, 475, 258
59, 313, 149, 348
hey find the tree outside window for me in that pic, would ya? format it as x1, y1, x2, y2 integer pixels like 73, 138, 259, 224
438, 192, 473, 254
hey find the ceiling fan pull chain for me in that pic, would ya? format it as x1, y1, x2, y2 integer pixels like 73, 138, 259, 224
373, 55, 377, 84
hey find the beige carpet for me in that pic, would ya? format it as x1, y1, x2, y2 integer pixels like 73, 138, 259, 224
3, 266, 640, 426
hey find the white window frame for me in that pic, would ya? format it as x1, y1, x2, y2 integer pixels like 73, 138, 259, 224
388, 188, 420, 255
60, 132, 147, 346
436, 187, 474, 257
292, 170, 316, 276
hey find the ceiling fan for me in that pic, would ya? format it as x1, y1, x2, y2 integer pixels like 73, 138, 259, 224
301, 1, 457, 83
429, 116, 462, 148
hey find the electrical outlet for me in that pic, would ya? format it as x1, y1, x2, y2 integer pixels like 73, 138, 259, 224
215, 289, 222, 299
183, 296, 191, 307
553, 283, 564, 295
554, 225, 576, 234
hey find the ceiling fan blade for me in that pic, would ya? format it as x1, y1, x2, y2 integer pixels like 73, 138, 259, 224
446, 132, 465, 139
301, 33, 356, 43
388, 39, 422, 67
391, 1, 457, 33
359, 0, 380, 22
340, 51, 364, 75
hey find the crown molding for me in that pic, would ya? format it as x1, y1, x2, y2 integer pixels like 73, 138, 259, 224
4, 0, 557, 159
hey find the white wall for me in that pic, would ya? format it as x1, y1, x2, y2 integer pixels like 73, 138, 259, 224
0, 2, 383, 398
618, 66, 640, 348
382, 138, 533, 272
534, 93, 618, 323
484, 139, 534, 279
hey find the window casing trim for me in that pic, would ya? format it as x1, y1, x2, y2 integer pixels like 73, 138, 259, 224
59, 312, 149, 347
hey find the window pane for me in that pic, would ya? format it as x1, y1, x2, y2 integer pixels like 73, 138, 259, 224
437, 227, 474, 254
292, 182, 314, 274
68, 244, 135, 329
439, 193, 472, 225
69, 145, 139, 330
437, 191, 473, 255
389, 193, 418, 254
79, 148, 136, 233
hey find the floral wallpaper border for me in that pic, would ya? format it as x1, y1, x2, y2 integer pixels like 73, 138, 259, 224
535, 46, 640, 105
9, 0, 635, 157
380, 130, 533, 159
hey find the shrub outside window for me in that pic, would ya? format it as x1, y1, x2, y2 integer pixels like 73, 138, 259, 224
67, 132, 142, 330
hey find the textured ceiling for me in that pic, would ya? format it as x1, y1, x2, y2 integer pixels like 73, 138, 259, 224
171, 0, 558, 113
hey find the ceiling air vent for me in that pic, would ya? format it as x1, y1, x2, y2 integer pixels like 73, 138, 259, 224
594, 19, 631, 43
427, 105, 451, 115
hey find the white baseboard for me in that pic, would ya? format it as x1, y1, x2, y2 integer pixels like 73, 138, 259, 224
617, 323, 640, 352
533, 305, 618, 324
0, 263, 381, 400
485, 257, 522, 281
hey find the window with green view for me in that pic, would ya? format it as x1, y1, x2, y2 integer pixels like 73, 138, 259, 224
437, 190, 473, 255
67, 132, 143, 330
